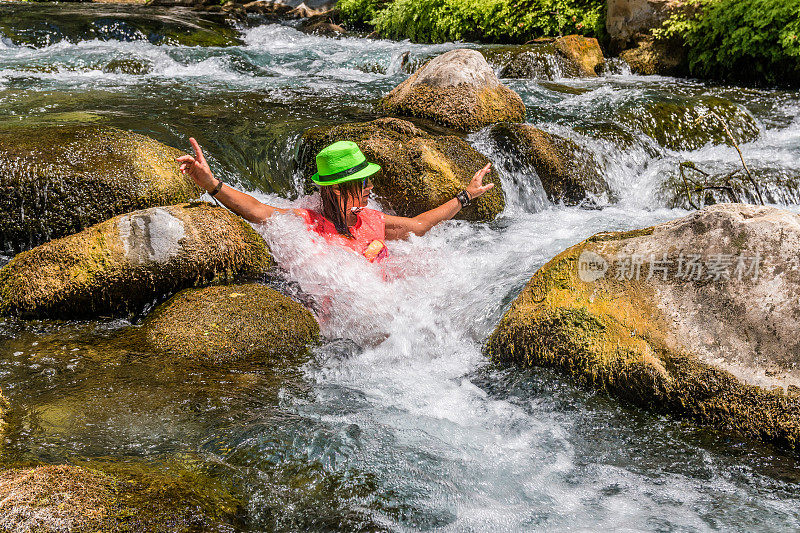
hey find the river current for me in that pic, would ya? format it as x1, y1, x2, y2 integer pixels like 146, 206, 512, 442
1, 9, 800, 531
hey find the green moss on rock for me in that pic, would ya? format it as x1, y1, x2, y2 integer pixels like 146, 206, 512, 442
0, 202, 273, 319
297, 117, 505, 221
0, 461, 242, 532
378, 49, 525, 133
485, 204, 800, 449
488, 123, 611, 205
620, 96, 760, 151
142, 283, 319, 366
0, 125, 202, 253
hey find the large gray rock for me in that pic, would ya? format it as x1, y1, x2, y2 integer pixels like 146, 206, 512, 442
0, 203, 273, 318
487, 204, 800, 449
0, 125, 201, 253
378, 49, 526, 133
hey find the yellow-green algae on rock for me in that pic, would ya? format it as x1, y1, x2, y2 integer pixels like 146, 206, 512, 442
488, 123, 611, 205
552, 35, 606, 77
0, 125, 201, 253
142, 283, 319, 366
485, 204, 800, 449
298, 117, 505, 221
0, 203, 273, 319
378, 49, 525, 133
0, 460, 242, 532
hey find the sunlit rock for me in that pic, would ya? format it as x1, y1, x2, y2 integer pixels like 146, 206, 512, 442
378, 49, 526, 133
297, 117, 505, 221
486, 204, 800, 449
553, 35, 606, 77
0, 125, 201, 253
0, 462, 242, 531
0, 203, 273, 319
618, 96, 760, 151
142, 283, 319, 366
606, 0, 676, 52
487, 123, 611, 206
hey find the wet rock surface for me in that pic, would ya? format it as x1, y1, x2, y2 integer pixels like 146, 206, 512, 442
487, 123, 610, 205
0, 125, 201, 254
0, 462, 242, 532
297, 117, 505, 221
486, 204, 800, 449
553, 35, 606, 77
378, 49, 526, 133
142, 283, 319, 366
619, 96, 760, 151
0, 203, 273, 319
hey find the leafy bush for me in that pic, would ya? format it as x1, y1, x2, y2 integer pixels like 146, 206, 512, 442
655, 0, 800, 85
339, 0, 605, 43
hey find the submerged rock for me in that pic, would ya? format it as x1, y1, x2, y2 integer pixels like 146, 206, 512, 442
553, 35, 605, 77
619, 96, 760, 151
486, 204, 800, 449
142, 283, 319, 366
378, 49, 526, 133
0, 125, 201, 253
0, 203, 273, 319
619, 35, 688, 76
488, 123, 610, 205
297, 117, 505, 221
0, 462, 241, 532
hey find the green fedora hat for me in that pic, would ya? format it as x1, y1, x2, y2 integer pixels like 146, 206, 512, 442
311, 140, 381, 186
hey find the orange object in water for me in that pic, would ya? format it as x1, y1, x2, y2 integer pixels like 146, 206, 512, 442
299, 208, 388, 263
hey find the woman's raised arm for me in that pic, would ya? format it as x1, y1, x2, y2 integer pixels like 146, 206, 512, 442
176, 137, 294, 224
384, 163, 494, 240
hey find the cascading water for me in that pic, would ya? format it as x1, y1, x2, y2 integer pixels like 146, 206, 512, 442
2, 6, 800, 530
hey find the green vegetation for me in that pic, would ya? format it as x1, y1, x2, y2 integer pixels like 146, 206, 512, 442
338, 0, 605, 43
654, 0, 800, 85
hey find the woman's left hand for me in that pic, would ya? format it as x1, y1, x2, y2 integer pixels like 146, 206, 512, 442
465, 163, 494, 200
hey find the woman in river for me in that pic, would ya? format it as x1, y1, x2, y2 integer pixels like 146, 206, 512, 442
177, 138, 494, 262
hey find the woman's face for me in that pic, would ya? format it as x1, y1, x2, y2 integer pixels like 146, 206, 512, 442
336, 178, 374, 213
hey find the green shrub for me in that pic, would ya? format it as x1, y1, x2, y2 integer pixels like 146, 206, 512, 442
340, 0, 605, 43
655, 0, 800, 85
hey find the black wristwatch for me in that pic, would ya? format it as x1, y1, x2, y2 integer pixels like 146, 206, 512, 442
209, 179, 224, 197
456, 189, 471, 208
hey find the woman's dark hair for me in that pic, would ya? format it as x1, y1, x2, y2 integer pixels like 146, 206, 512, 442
320, 180, 363, 238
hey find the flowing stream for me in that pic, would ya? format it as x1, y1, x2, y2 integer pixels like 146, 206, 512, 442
2, 5, 800, 531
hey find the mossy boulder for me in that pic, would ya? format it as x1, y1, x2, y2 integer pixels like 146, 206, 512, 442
488, 123, 611, 205
0, 4, 243, 48
0, 125, 201, 253
0, 462, 241, 531
0, 203, 273, 319
486, 204, 800, 449
553, 35, 605, 77
482, 43, 581, 80
619, 96, 760, 151
619, 35, 688, 76
378, 49, 526, 133
297, 117, 505, 221
142, 283, 319, 366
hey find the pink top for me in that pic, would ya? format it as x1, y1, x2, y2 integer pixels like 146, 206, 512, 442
299, 208, 388, 263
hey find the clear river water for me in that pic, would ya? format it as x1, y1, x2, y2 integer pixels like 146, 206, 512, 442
1, 5, 800, 531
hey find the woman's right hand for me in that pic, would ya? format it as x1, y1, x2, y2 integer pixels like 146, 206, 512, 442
176, 137, 217, 192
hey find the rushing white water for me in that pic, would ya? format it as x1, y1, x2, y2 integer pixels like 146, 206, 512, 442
3, 11, 800, 531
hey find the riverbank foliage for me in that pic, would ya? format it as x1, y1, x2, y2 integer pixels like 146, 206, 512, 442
338, 0, 604, 43
654, 0, 800, 85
